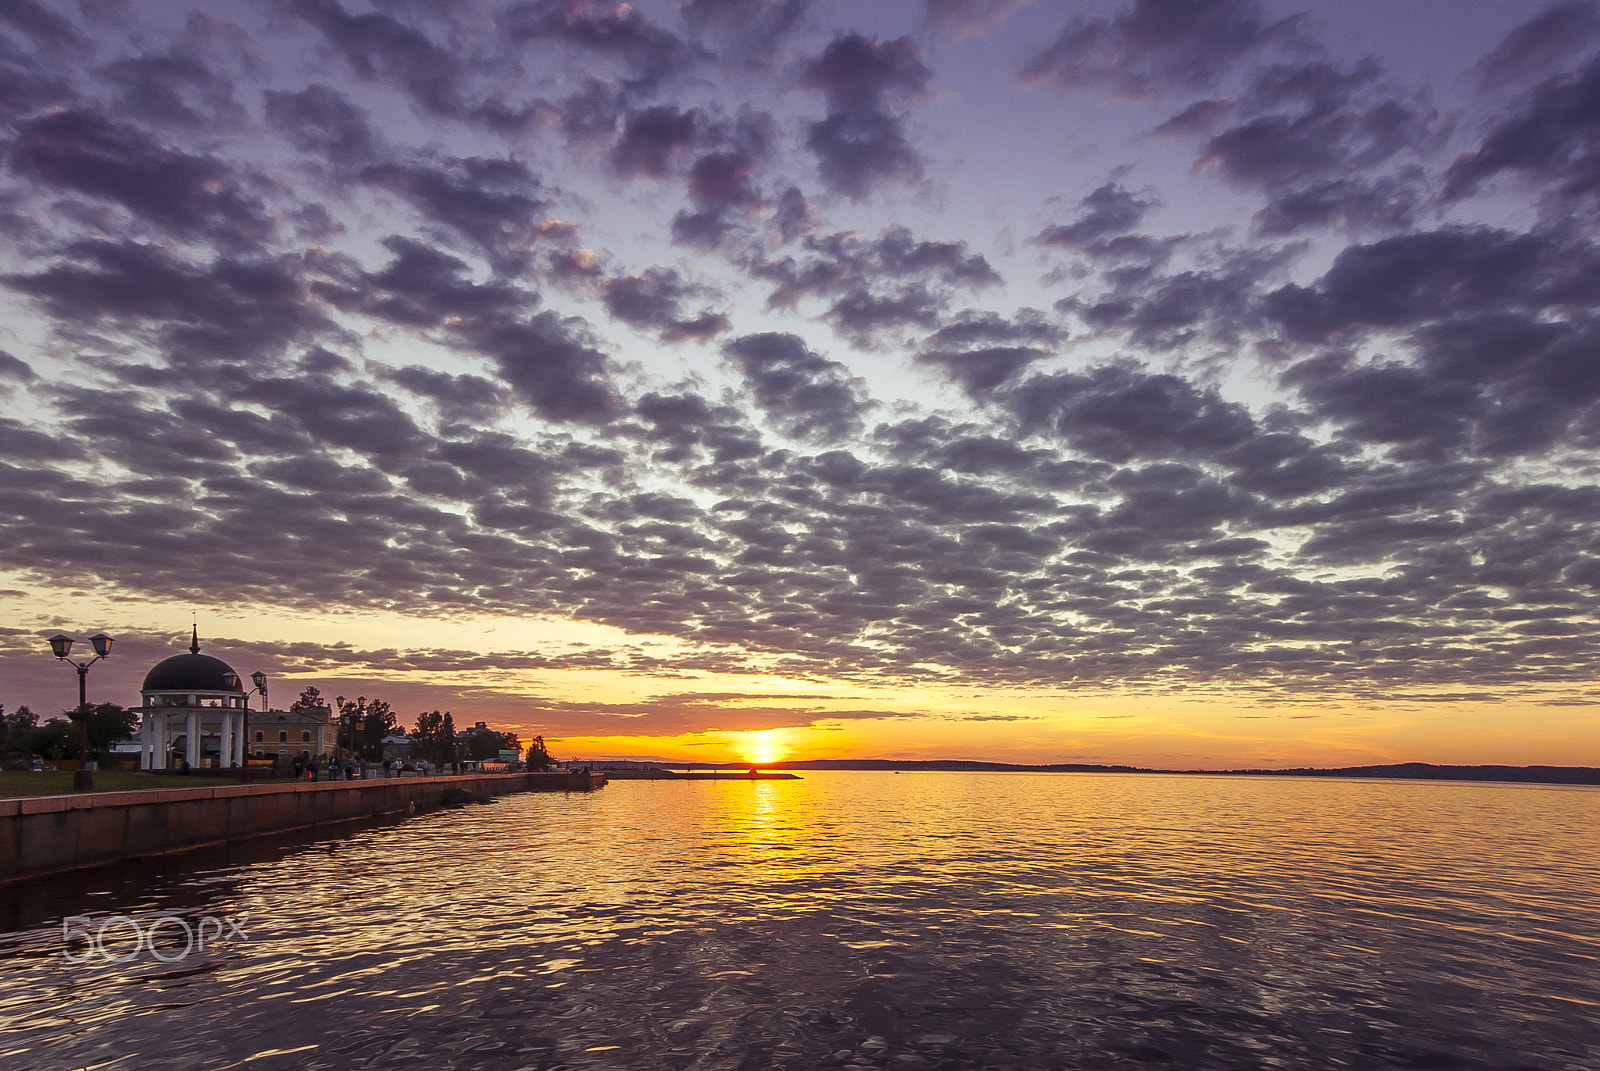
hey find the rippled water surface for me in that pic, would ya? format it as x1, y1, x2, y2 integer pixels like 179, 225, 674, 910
2, 772, 1598, 1070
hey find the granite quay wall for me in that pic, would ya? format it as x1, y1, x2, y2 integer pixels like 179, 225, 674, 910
0, 771, 605, 882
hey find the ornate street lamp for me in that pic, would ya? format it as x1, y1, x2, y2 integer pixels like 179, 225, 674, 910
241, 671, 267, 773
350, 696, 367, 763
46, 631, 113, 792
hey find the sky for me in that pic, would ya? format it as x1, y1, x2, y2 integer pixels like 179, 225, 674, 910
2, 0, 1599, 769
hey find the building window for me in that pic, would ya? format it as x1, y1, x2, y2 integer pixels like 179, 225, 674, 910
301, 730, 311, 742
279, 731, 288, 743
254, 731, 264, 743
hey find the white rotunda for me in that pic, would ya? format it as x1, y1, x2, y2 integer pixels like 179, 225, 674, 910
135, 628, 250, 770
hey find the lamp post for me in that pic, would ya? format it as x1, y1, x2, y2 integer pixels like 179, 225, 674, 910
243, 671, 267, 773
333, 695, 366, 771
350, 696, 366, 765
47, 632, 113, 793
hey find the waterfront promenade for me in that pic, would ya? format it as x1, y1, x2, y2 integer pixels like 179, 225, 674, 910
0, 770, 605, 882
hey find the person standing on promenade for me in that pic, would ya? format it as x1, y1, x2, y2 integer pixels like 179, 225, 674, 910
309, 756, 319, 782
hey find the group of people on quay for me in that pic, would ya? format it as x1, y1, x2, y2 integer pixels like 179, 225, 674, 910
286, 754, 454, 781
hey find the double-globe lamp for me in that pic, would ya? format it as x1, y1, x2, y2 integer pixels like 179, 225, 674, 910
46, 631, 113, 792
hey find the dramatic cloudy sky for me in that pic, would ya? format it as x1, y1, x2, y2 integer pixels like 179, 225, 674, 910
2, 0, 1598, 767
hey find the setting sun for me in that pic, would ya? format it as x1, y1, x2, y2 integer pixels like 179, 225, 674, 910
742, 729, 787, 768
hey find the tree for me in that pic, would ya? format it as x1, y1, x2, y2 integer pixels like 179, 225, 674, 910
33, 719, 74, 760
1, 705, 39, 764
409, 710, 457, 765
525, 735, 553, 771
335, 696, 398, 758
360, 698, 397, 754
20, 704, 139, 762
289, 686, 325, 714
82, 703, 139, 762
410, 710, 441, 764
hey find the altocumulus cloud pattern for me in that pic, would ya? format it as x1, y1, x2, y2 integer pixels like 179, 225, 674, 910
2, 0, 1600, 739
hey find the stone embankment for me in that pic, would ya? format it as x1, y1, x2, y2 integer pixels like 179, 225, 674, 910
0, 771, 605, 882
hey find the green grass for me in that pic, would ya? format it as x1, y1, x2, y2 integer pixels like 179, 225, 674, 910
0, 769, 293, 798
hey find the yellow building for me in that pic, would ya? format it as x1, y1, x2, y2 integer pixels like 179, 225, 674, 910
249, 707, 336, 763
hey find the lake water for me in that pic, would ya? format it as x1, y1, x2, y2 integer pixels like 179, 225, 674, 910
1, 772, 1597, 1070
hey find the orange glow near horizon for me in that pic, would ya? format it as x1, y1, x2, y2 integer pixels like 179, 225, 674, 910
6, 584, 1596, 770
535, 689, 1600, 771
741, 729, 787, 767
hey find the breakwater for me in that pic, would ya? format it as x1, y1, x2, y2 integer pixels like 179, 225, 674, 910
602, 769, 800, 780
0, 771, 605, 882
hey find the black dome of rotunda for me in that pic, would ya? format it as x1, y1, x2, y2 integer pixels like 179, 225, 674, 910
140, 628, 243, 693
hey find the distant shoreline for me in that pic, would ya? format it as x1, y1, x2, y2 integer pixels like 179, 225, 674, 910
649, 759, 1600, 787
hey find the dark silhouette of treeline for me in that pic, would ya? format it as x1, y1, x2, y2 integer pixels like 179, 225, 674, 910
1204, 762, 1600, 786
677, 758, 1600, 785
